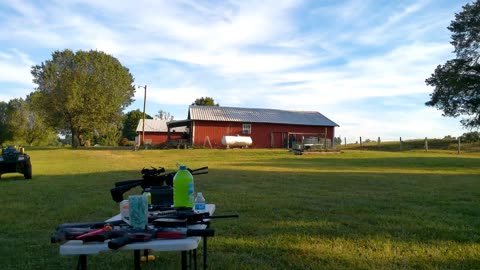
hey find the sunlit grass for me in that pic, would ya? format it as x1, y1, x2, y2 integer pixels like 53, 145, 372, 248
0, 148, 479, 269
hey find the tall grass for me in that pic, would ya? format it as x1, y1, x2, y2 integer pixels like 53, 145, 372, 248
0, 148, 479, 269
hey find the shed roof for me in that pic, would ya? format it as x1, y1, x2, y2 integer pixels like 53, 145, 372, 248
188, 105, 339, 127
136, 119, 187, 133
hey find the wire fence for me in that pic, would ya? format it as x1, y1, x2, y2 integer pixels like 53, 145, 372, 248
337, 136, 480, 153
291, 137, 333, 151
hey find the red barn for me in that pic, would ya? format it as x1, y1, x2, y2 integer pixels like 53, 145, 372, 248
167, 105, 339, 149
136, 119, 187, 145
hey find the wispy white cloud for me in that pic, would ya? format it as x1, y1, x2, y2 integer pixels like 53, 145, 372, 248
249, 41, 454, 112
310, 0, 373, 22
356, 0, 432, 45
0, 49, 34, 86
1, 0, 308, 75
4, 0, 43, 20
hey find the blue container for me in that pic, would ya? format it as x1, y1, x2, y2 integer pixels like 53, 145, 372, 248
128, 195, 148, 229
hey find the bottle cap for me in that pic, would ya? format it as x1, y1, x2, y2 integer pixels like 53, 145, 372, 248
179, 165, 187, 170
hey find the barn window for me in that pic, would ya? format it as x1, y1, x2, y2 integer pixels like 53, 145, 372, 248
242, 123, 251, 134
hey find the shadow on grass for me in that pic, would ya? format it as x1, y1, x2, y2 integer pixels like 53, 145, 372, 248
0, 167, 479, 270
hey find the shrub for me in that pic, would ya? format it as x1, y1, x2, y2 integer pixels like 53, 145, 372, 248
118, 137, 130, 146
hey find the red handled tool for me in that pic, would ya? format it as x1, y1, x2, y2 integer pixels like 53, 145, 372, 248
75, 225, 112, 240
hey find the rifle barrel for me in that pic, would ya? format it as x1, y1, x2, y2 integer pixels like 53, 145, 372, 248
192, 172, 208, 175
114, 179, 143, 187
190, 166, 208, 173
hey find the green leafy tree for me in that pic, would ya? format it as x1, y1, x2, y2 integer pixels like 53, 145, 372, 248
155, 110, 174, 121
31, 49, 135, 147
192, 97, 219, 106
122, 109, 153, 140
425, 1, 480, 128
5, 98, 25, 144
334, 137, 342, 145
94, 123, 122, 146
24, 92, 58, 146
0, 101, 12, 144
4, 95, 56, 146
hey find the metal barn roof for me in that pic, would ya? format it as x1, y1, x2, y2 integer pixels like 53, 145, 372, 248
136, 119, 187, 132
188, 105, 339, 127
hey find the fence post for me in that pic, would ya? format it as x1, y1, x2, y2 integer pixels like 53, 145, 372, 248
424, 137, 428, 152
360, 136, 362, 147
458, 137, 461, 154
399, 137, 402, 151
324, 127, 328, 150
344, 137, 346, 146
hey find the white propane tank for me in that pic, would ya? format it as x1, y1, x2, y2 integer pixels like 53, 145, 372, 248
221, 135, 253, 148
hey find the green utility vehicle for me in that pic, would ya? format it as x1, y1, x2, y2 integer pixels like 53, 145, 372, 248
0, 145, 32, 179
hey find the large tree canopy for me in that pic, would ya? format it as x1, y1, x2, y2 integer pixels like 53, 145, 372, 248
426, 1, 480, 129
192, 97, 219, 106
31, 49, 135, 147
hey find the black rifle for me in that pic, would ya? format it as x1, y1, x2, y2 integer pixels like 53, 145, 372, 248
108, 227, 215, 249
110, 166, 208, 206
155, 209, 239, 226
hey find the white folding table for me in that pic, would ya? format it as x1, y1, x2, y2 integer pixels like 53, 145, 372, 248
59, 204, 215, 270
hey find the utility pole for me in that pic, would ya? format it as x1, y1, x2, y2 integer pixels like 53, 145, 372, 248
138, 85, 147, 147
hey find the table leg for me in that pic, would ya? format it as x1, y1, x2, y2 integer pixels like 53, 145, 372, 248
193, 249, 197, 270
134, 250, 141, 270
203, 237, 208, 269
189, 250, 193, 269
181, 251, 187, 270
143, 249, 148, 260
76, 254, 87, 270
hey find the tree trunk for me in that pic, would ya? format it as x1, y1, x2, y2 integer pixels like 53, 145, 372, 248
71, 127, 80, 148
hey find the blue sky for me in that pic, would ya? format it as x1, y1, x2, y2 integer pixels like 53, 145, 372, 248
0, 0, 473, 142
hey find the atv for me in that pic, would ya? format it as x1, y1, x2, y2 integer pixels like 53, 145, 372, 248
0, 145, 32, 179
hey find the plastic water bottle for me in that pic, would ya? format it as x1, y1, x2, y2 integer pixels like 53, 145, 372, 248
120, 200, 130, 224
173, 165, 194, 208
194, 192, 206, 212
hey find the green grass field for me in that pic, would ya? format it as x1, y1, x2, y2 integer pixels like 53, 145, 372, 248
0, 148, 479, 270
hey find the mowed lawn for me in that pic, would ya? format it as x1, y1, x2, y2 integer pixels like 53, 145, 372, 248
0, 148, 479, 270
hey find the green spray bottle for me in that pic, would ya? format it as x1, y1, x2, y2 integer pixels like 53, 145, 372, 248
173, 165, 194, 208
